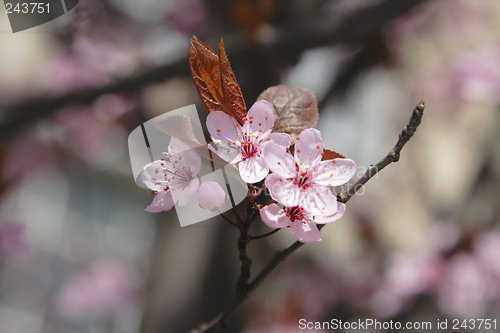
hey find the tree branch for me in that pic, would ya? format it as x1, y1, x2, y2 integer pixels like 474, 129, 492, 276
190, 100, 426, 333
336, 100, 425, 204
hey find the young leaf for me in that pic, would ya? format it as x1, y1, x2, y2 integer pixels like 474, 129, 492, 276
321, 149, 345, 161
257, 85, 319, 144
219, 40, 247, 124
189, 36, 247, 124
189, 37, 224, 114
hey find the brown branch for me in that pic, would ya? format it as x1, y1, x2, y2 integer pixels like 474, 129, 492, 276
236, 201, 258, 296
0, 0, 428, 141
336, 100, 425, 204
190, 100, 426, 333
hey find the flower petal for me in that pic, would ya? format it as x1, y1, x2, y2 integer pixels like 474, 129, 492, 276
208, 141, 242, 164
198, 181, 227, 210
314, 203, 346, 224
239, 155, 269, 183
265, 174, 301, 207
262, 143, 295, 178
141, 160, 168, 191
294, 128, 323, 166
260, 204, 291, 228
145, 190, 174, 212
207, 111, 240, 143
304, 186, 338, 216
290, 220, 322, 243
173, 178, 200, 206
268, 133, 291, 148
171, 147, 203, 177
314, 158, 357, 186
246, 100, 275, 139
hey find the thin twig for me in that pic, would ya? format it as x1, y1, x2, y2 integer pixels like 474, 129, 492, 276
220, 213, 241, 229
191, 101, 425, 333
248, 228, 281, 241
336, 100, 425, 204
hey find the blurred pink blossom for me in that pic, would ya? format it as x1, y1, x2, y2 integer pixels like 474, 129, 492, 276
1, 136, 55, 184
371, 254, 444, 318
438, 254, 492, 319
55, 262, 138, 320
474, 230, 500, 280
0, 221, 28, 257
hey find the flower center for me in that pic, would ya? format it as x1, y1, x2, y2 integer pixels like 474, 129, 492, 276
285, 206, 306, 222
239, 131, 260, 158
293, 166, 314, 190
161, 155, 194, 185
241, 141, 258, 158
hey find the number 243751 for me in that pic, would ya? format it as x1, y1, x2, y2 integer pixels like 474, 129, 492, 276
5, 3, 50, 14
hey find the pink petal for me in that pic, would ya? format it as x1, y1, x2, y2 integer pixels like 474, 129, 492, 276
141, 160, 168, 191
145, 190, 174, 212
168, 146, 202, 177
313, 203, 346, 224
268, 133, 291, 148
173, 178, 200, 206
208, 142, 242, 164
304, 186, 338, 216
168, 137, 194, 155
154, 115, 202, 150
262, 143, 295, 178
260, 204, 291, 228
294, 128, 323, 166
198, 181, 227, 210
314, 158, 357, 186
265, 174, 301, 207
246, 100, 275, 139
206, 111, 240, 143
290, 220, 322, 243
239, 155, 269, 183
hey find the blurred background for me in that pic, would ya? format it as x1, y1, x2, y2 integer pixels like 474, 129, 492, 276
0, 0, 500, 332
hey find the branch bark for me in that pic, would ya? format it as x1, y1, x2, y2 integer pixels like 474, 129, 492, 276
190, 100, 425, 333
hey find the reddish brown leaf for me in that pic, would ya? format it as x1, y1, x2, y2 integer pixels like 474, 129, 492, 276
257, 84, 319, 144
219, 39, 246, 124
189, 36, 247, 124
189, 36, 224, 115
321, 149, 345, 161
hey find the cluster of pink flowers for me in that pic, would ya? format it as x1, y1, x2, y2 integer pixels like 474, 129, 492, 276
206, 101, 357, 243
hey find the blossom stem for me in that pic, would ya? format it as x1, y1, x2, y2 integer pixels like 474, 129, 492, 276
220, 213, 241, 229
191, 101, 425, 333
230, 208, 243, 225
248, 228, 281, 241
236, 199, 257, 295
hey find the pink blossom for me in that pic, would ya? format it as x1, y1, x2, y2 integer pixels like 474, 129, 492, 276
142, 138, 201, 212
263, 128, 356, 216
0, 221, 28, 257
438, 254, 491, 319
206, 100, 290, 183
142, 138, 228, 212
260, 203, 346, 243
